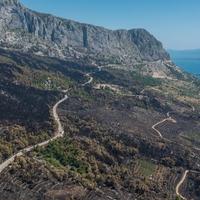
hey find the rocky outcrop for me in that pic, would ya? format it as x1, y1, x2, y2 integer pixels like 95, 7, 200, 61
0, 0, 170, 67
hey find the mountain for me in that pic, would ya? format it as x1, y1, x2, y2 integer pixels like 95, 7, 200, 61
0, 0, 170, 67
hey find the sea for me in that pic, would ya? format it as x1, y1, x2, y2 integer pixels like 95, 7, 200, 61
168, 50, 200, 77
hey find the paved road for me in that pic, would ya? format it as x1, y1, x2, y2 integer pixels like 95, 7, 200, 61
151, 112, 190, 199
0, 68, 198, 200
82, 73, 94, 86
191, 105, 195, 112
174, 105, 198, 200
152, 112, 177, 138
176, 170, 200, 200
0, 92, 69, 173
0, 72, 94, 174
175, 170, 189, 200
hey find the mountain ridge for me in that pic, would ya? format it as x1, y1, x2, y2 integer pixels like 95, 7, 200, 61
0, 0, 170, 67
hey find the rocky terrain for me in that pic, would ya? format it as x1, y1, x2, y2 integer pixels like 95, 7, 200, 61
0, 1, 200, 200
0, 0, 170, 68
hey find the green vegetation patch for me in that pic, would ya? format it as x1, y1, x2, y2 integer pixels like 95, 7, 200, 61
131, 71, 162, 87
37, 137, 89, 175
0, 125, 51, 162
138, 159, 156, 177
0, 139, 13, 161
161, 79, 200, 99
181, 132, 200, 144
72, 87, 94, 101
176, 196, 182, 200
0, 55, 16, 64
29, 71, 72, 90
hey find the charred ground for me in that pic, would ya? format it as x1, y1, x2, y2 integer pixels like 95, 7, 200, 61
0, 49, 200, 200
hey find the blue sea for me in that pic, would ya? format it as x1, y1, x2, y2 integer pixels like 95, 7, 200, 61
172, 58, 200, 76
168, 50, 200, 76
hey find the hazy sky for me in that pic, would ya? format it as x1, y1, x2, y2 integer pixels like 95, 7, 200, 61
20, 0, 200, 50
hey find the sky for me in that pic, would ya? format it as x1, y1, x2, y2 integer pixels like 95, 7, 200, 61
20, 0, 200, 50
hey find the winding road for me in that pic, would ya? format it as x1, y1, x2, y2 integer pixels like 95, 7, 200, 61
0, 92, 69, 173
82, 73, 94, 86
176, 170, 189, 200
152, 108, 198, 200
176, 169, 200, 200
0, 66, 198, 200
174, 102, 199, 200
152, 112, 177, 138
152, 114, 188, 200
0, 73, 94, 174
191, 105, 195, 112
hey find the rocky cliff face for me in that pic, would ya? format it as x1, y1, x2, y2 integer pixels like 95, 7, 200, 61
0, 0, 170, 66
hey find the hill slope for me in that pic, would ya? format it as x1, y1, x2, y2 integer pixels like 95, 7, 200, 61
0, 47, 200, 200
